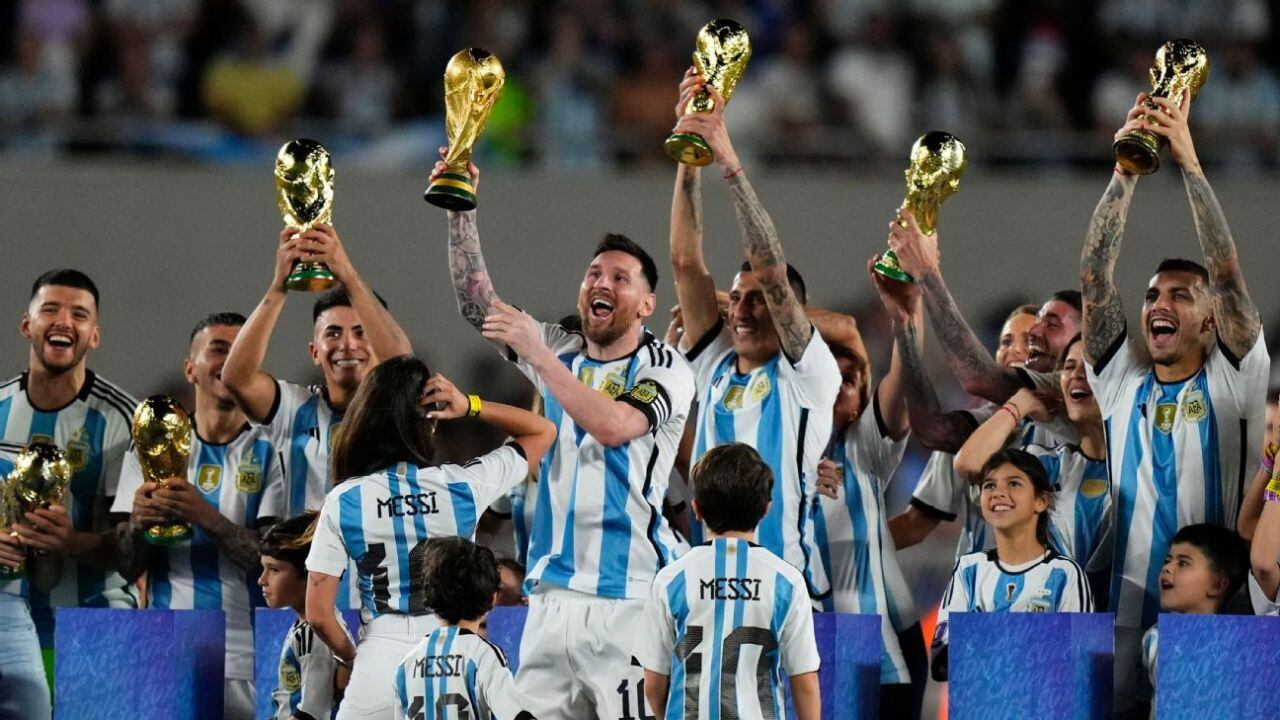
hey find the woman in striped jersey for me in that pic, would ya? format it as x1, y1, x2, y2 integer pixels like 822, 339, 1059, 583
304, 356, 555, 720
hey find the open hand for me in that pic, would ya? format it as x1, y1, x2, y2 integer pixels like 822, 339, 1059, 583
422, 373, 469, 420
429, 146, 480, 193
482, 299, 547, 361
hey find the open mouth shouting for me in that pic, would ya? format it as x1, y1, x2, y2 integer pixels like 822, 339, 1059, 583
1066, 382, 1093, 406
1147, 314, 1178, 351
46, 329, 76, 352
1159, 577, 1174, 593
588, 294, 615, 323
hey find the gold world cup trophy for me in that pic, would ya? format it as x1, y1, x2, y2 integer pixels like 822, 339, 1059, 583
1113, 40, 1209, 175
0, 443, 72, 579
424, 48, 506, 211
132, 396, 193, 545
665, 19, 752, 166
874, 131, 968, 283
276, 139, 337, 291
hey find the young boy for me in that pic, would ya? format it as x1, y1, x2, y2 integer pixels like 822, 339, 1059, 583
392, 537, 535, 720
1140, 524, 1249, 714
259, 512, 352, 720
633, 443, 821, 720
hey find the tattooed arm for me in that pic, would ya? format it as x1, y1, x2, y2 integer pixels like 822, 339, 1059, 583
429, 152, 502, 343
895, 318, 982, 452
672, 80, 812, 361
205, 515, 268, 572
1080, 171, 1137, 365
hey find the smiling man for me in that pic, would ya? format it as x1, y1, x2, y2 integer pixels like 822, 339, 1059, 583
0, 269, 138, 677
1082, 92, 1267, 716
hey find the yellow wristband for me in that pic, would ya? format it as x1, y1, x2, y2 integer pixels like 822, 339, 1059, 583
1266, 472, 1280, 497
467, 394, 482, 418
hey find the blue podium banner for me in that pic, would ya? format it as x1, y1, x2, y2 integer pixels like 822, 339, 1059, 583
54, 608, 225, 720
485, 605, 529, 673
949, 612, 1113, 720
1156, 613, 1280, 719
253, 608, 362, 719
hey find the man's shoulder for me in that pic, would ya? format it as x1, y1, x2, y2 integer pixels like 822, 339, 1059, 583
639, 336, 694, 375
83, 371, 138, 424
0, 372, 22, 400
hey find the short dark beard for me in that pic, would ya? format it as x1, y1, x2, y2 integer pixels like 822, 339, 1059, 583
581, 310, 630, 347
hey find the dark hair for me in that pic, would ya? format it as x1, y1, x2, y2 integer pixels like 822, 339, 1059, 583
594, 233, 658, 292
738, 261, 808, 304
312, 286, 389, 323
421, 537, 499, 623
1170, 523, 1248, 607
1058, 333, 1084, 368
497, 558, 526, 582
828, 342, 871, 405
1005, 303, 1039, 324
1049, 290, 1083, 316
1154, 258, 1210, 285
189, 312, 246, 344
977, 448, 1054, 547
260, 512, 319, 572
331, 355, 436, 482
31, 269, 100, 310
691, 444, 774, 533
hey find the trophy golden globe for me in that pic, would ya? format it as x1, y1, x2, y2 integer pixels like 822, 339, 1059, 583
276, 139, 337, 291
424, 48, 506, 211
132, 396, 193, 546
0, 443, 72, 579
665, 19, 752, 166
874, 131, 968, 283
1113, 40, 1209, 175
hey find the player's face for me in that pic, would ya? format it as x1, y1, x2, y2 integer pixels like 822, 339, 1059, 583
727, 271, 781, 362
257, 555, 306, 610
1059, 341, 1099, 425
1264, 403, 1280, 451
979, 464, 1048, 533
1158, 542, 1224, 613
831, 355, 867, 430
21, 285, 100, 374
576, 251, 655, 348
185, 324, 240, 406
1141, 271, 1213, 368
1028, 299, 1081, 372
310, 306, 372, 390
995, 313, 1036, 368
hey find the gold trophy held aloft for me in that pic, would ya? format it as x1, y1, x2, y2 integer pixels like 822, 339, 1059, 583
666, 19, 752, 166
132, 396, 193, 546
1113, 40, 1209, 175
0, 443, 72, 579
874, 131, 968, 284
276, 139, 337, 291
424, 48, 506, 211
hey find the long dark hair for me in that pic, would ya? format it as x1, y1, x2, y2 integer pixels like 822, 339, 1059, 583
331, 355, 437, 483
978, 448, 1055, 547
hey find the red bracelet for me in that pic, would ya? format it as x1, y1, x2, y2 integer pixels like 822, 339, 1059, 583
999, 404, 1021, 424
723, 166, 744, 180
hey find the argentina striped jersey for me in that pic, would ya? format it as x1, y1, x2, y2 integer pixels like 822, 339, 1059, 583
393, 626, 533, 720
1025, 443, 1113, 570
270, 612, 353, 720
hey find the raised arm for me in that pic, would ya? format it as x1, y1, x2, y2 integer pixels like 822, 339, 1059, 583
669, 71, 721, 350
428, 151, 502, 344
866, 257, 919, 441
673, 83, 812, 361
224, 229, 309, 422
421, 373, 556, 476
805, 305, 866, 364
1142, 93, 1261, 356
1251, 475, 1280, 605
954, 388, 1047, 477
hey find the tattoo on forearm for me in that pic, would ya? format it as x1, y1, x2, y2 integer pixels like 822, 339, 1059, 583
448, 211, 496, 331
1182, 169, 1259, 353
207, 516, 263, 572
919, 273, 1016, 401
680, 167, 702, 235
726, 174, 811, 357
1081, 174, 1135, 362
897, 321, 972, 451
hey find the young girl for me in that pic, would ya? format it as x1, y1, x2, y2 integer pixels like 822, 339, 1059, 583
955, 336, 1112, 588
259, 512, 352, 720
304, 356, 556, 720
930, 448, 1093, 681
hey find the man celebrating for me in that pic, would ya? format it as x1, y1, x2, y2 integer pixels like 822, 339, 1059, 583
667, 70, 840, 598
1081, 91, 1267, 714
0, 270, 138, 669
113, 313, 285, 719
429, 154, 696, 719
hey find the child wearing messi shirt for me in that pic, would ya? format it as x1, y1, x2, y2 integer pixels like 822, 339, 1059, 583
392, 536, 534, 720
259, 512, 354, 720
633, 443, 821, 720
931, 448, 1092, 681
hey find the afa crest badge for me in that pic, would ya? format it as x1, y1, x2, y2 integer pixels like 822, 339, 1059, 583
1181, 389, 1207, 423
235, 454, 262, 494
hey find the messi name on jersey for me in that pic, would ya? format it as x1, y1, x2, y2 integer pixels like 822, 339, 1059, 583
412, 653, 467, 678
376, 491, 440, 518
699, 576, 763, 601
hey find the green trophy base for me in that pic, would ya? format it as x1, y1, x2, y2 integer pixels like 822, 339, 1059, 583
665, 132, 714, 167
286, 261, 338, 292
1113, 129, 1161, 176
424, 172, 478, 211
144, 523, 193, 546
874, 250, 914, 283
0, 563, 24, 580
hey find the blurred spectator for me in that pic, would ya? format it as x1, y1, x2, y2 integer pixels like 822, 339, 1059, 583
103, 0, 198, 118
1092, 40, 1153, 131
531, 9, 609, 169
751, 21, 826, 158
322, 20, 396, 137
201, 14, 304, 136
828, 11, 914, 154
1196, 40, 1280, 171
917, 30, 992, 140
15, 0, 91, 120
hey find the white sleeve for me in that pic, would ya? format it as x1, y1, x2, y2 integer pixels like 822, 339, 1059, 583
295, 623, 338, 719
101, 411, 134, 502
932, 558, 972, 653
619, 346, 696, 434
305, 490, 349, 577
1085, 331, 1145, 416
478, 646, 532, 720
849, 395, 908, 486
1056, 560, 1093, 612
682, 319, 733, 388
259, 380, 311, 433
1140, 626, 1159, 696
1248, 571, 1280, 616
778, 573, 821, 676
910, 451, 964, 522
632, 575, 676, 674
257, 446, 287, 522
446, 444, 529, 512
1204, 331, 1270, 414
777, 326, 841, 409
507, 321, 580, 385
110, 450, 143, 515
